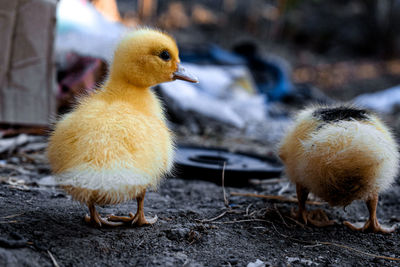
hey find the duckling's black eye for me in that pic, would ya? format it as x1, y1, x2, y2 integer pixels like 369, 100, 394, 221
159, 50, 171, 61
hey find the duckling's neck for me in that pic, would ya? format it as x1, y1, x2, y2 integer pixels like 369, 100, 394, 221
104, 77, 148, 94
102, 77, 161, 115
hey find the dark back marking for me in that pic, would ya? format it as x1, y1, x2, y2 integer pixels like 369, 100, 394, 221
313, 106, 370, 123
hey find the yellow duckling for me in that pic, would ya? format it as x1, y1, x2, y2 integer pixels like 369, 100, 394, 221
278, 105, 399, 233
48, 28, 198, 227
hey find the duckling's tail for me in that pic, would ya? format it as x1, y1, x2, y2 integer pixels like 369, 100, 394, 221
301, 120, 399, 206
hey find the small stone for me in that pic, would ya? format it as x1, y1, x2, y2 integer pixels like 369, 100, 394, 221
165, 227, 190, 241
33, 231, 43, 237
228, 257, 238, 265
37, 176, 57, 186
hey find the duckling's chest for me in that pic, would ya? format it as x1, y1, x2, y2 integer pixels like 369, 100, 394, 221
83, 98, 174, 167
118, 102, 172, 148
118, 102, 173, 164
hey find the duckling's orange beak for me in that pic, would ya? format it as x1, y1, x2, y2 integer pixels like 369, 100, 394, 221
173, 64, 199, 83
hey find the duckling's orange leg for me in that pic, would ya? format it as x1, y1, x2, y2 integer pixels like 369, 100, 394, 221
344, 193, 395, 234
134, 190, 158, 226
84, 203, 123, 227
107, 190, 157, 226
292, 183, 334, 227
292, 183, 309, 224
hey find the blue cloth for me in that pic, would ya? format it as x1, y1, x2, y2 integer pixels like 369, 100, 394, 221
180, 44, 292, 101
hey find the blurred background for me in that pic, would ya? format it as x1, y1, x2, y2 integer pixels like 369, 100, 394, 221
1, 0, 400, 182
2, 2, 400, 265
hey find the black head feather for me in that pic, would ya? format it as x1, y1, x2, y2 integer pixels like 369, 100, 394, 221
313, 106, 370, 123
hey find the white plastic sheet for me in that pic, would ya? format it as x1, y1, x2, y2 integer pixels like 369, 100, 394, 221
56, 0, 127, 62
160, 63, 267, 128
354, 85, 400, 113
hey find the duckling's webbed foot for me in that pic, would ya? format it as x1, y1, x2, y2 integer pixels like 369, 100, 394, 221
291, 207, 334, 227
133, 213, 158, 226
85, 203, 123, 227
306, 209, 335, 227
107, 190, 157, 227
343, 219, 395, 234
107, 212, 157, 226
293, 183, 334, 227
108, 212, 136, 222
344, 193, 395, 234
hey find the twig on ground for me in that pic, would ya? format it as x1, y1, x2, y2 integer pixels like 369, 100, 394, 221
0, 163, 32, 175
249, 178, 288, 185
249, 211, 257, 217
270, 223, 400, 261
197, 162, 231, 223
0, 236, 28, 248
284, 216, 306, 228
2, 213, 24, 219
196, 211, 228, 223
196, 208, 244, 223
221, 162, 229, 208
273, 204, 289, 228
245, 204, 252, 217
47, 250, 60, 267
319, 241, 400, 261
230, 192, 324, 205
136, 240, 144, 248
209, 219, 270, 224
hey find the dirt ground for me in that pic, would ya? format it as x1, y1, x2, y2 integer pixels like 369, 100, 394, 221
0, 140, 400, 266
